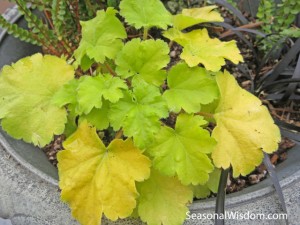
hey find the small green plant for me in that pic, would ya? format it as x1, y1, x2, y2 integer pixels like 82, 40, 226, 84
0, 0, 108, 56
0, 1, 280, 225
257, 0, 300, 52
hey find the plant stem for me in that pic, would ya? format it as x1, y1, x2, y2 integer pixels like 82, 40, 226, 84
196, 111, 214, 118
68, 0, 81, 34
43, 10, 73, 56
15, 0, 59, 54
143, 27, 149, 40
115, 129, 123, 139
105, 63, 117, 76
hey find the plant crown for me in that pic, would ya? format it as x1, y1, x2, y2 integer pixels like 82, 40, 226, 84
0, 1, 281, 225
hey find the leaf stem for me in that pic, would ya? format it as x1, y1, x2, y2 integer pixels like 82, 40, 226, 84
115, 129, 123, 139
105, 63, 117, 76
143, 27, 149, 40
196, 111, 214, 119
43, 10, 73, 56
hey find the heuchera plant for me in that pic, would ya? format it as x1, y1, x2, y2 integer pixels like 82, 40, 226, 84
0, 0, 280, 225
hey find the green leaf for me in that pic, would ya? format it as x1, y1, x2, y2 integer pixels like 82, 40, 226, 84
79, 100, 110, 130
173, 5, 224, 30
147, 114, 215, 185
51, 76, 81, 137
107, 0, 119, 8
212, 71, 281, 177
58, 121, 151, 225
77, 74, 127, 114
191, 167, 221, 198
0, 53, 74, 147
137, 169, 193, 225
109, 82, 168, 149
80, 55, 94, 71
163, 62, 219, 113
163, 28, 243, 71
206, 167, 221, 193
190, 184, 210, 199
51, 76, 87, 117
74, 7, 127, 66
64, 114, 78, 137
115, 38, 169, 86
119, 0, 172, 29
52, 78, 80, 108
280, 27, 300, 38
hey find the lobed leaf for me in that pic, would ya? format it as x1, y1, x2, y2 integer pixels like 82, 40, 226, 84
147, 114, 215, 185
52, 76, 115, 131
211, 71, 281, 177
79, 100, 110, 130
173, 5, 224, 30
74, 7, 127, 67
57, 121, 151, 225
109, 81, 168, 149
51, 78, 80, 108
137, 169, 193, 225
190, 184, 210, 199
119, 0, 172, 30
115, 38, 170, 86
0, 53, 74, 147
77, 74, 127, 114
52, 77, 82, 135
163, 62, 219, 113
191, 167, 221, 198
163, 28, 243, 71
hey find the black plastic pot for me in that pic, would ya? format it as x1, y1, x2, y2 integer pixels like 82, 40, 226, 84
0, 6, 300, 225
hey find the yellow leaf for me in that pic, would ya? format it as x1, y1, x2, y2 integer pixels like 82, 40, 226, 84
211, 71, 281, 177
173, 5, 224, 30
163, 28, 243, 71
57, 121, 151, 225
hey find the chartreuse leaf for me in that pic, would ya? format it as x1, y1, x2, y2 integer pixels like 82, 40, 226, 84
52, 78, 79, 108
163, 62, 219, 113
173, 5, 224, 30
109, 81, 168, 149
119, 0, 172, 30
212, 71, 281, 177
191, 167, 221, 198
147, 114, 215, 185
206, 167, 221, 193
57, 121, 151, 225
52, 78, 82, 136
115, 38, 170, 86
137, 169, 193, 225
79, 100, 110, 130
163, 28, 243, 71
74, 7, 127, 67
52, 76, 115, 131
0, 53, 74, 147
191, 184, 210, 199
77, 74, 127, 114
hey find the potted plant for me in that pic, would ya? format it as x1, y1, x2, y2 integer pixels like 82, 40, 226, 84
0, 1, 299, 225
